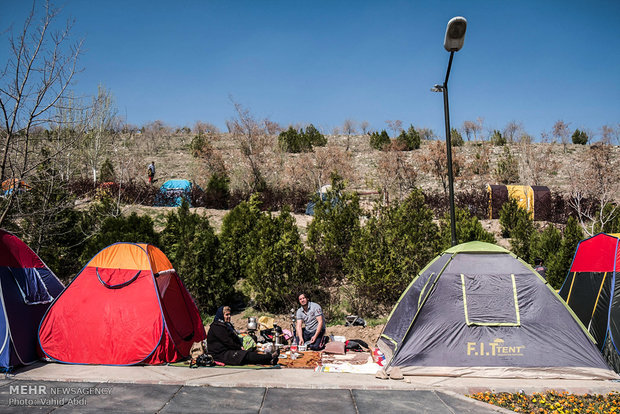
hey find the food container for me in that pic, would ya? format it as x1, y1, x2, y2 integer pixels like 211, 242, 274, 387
298, 345, 307, 351
290, 345, 298, 360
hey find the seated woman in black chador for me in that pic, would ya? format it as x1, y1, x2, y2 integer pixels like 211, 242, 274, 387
206, 306, 279, 365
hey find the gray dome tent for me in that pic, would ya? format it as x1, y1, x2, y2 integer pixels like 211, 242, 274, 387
377, 241, 617, 379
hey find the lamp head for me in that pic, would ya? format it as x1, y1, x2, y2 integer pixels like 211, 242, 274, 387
430, 84, 444, 92
444, 16, 467, 52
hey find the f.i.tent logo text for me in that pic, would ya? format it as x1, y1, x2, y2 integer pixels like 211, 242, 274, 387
466, 338, 525, 356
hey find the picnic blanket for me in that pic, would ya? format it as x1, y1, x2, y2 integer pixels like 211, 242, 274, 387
277, 351, 322, 368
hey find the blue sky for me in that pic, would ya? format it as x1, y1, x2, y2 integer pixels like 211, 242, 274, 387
2, 1, 619, 140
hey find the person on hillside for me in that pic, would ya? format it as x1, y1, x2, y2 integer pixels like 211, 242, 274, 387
147, 161, 156, 184
206, 306, 279, 366
534, 258, 547, 280
295, 293, 325, 350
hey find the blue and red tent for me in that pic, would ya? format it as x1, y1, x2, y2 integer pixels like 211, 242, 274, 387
0, 229, 64, 370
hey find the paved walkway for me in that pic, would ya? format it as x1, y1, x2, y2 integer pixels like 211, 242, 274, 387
2, 362, 620, 413
0, 380, 508, 413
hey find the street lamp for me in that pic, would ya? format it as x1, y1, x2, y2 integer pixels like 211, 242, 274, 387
432, 16, 467, 246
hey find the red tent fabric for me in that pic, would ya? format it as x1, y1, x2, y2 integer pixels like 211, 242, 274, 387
569, 233, 620, 273
38, 243, 205, 365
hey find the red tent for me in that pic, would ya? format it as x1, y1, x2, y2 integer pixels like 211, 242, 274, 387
38, 243, 205, 365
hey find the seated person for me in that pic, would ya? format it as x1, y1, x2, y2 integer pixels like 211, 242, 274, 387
207, 306, 279, 365
295, 293, 325, 350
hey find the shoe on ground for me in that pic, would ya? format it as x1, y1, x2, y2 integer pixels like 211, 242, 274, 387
389, 367, 404, 380
375, 369, 389, 380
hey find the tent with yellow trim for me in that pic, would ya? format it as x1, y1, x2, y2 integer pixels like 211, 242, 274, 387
559, 233, 620, 372
38, 243, 205, 365
377, 241, 616, 379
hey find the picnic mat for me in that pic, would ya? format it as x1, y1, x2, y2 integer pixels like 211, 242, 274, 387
277, 351, 322, 368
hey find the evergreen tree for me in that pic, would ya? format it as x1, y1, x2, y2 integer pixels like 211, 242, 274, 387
450, 128, 464, 147
79, 212, 160, 264
345, 189, 441, 315
160, 200, 228, 313
307, 175, 361, 286
369, 130, 391, 150
499, 198, 535, 261
491, 130, 506, 146
396, 125, 421, 150
304, 124, 327, 147
439, 207, 495, 250
218, 194, 263, 282
495, 146, 519, 184
245, 207, 318, 311
571, 129, 588, 145
550, 217, 583, 289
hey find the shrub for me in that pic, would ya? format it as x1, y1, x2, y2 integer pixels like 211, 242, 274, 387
572, 129, 588, 145
345, 189, 441, 316
369, 130, 391, 150
599, 203, 620, 234
99, 158, 115, 182
450, 128, 464, 147
278, 124, 325, 153
439, 207, 495, 250
204, 172, 230, 208
304, 124, 327, 147
396, 125, 421, 150
307, 175, 361, 286
279, 126, 307, 153
190, 134, 207, 157
490, 129, 506, 146
244, 207, 318, 312
550, 217, 583, 289
160, 200, 228, 314
494, 146, 519, 184
499, 198, 535, 261
218, 194, 263, 282
79, 212, 160, 264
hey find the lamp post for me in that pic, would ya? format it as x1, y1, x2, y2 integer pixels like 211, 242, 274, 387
432, 16, 467, 246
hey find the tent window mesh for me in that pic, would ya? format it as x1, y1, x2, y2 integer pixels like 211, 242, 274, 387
461, 273, 520, 326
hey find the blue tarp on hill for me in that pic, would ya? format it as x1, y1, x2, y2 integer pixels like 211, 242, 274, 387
154, 179, 192, 207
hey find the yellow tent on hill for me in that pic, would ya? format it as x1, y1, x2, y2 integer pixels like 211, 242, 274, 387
487, 184, 551, 220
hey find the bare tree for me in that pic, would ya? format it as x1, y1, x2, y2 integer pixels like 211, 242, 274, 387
284, 145, 352, 193
568, 144, 620, 236
263, 118, 281, 135
359, 120, 370, 135
462, 121, 476, 141
420, 140, 464, 195
0, 0, 83, 227
376, 146, 417, 204
503, 120, 523, 143
83, 84, 117, 184
193, 121, 220, 136
342, 119, 357, 151
518, 140, 556, 186
385, 120, 403, 137
227, 98, 272, 192
600, 124, 620, 145
552, 120, 571, 152
418, 127, 436, 141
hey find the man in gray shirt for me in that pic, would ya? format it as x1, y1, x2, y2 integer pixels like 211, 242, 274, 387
295, 293, 325, 350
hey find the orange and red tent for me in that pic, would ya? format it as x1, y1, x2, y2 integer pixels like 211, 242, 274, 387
38, 243, 205, 365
